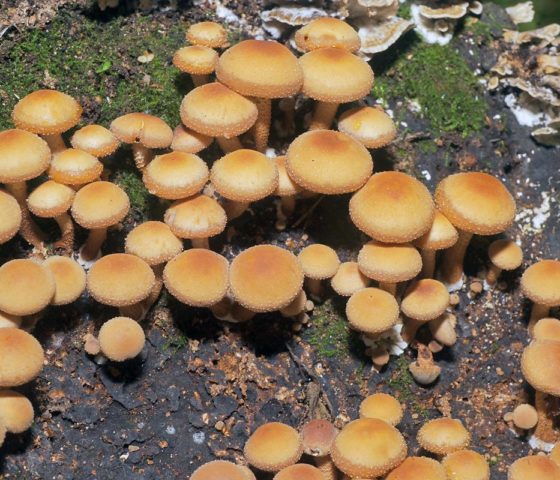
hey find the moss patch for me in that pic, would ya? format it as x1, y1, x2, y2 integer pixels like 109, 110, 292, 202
387, 355, 429, 419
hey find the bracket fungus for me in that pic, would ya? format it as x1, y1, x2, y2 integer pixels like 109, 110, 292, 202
98, 316, 145, 362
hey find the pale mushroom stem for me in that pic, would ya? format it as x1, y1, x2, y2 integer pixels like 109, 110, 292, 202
191, 74, 209, 87
306, 278, 324, 300
142, 264, 165, 313
216, 136, 243, 153
401, 317, 425, 344
281, 196, 296, 218
82, 228, 107, 261
315, 456, 338, 480
191, 237, 209, 249
420, 249, 437, 279
132, 143, 153, 171
439, 230, 473, 288
223, 200, 250, 221
5, 182, 46, 250
54, 213, 75, 256
253, 97, 272, 152
534, 391, 560, 444
486, 264, 503, 287
379, 282, 397, 296
371, 345, 390, 371
528, 304, 551, 336
43, 133, 67, 154
310, 102, 339, 130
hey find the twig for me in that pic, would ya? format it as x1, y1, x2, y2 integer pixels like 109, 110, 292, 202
292, 195, 324, 229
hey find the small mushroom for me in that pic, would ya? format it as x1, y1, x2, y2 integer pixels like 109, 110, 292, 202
0, 328, 44, 387
417, 417, 471, 456
486, 239, 523, 288
298, 244, 340, 299
509, 456, 560, 480
279, 289, 308, 318
521, 260, 560, 334
331, 262, 370, 297
301, 419, 338, 480
186, 22, 228, 49
442, 449, 490, 480
295, 18, 361, 53
512, 403, 539, 430
409, 343, 441, 385
43, 256, 86, 306
533, 318, 560, 342
70, 124, 120, 159
273, 464, 324, 480
48, 148, 104, 189
191, 461, 254, 480
338, 106, 397, 149
173, 45, 219, 86
0, 190, 22, 246
0, 389, 34, 434
429, 312, 458, 347
359, 392, 403, 426
98, 317, 145, 362
386, 456, 447, 480
170, 124, 213, 154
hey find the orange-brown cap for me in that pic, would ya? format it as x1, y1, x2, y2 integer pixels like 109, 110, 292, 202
0, 389, 34, 433
0, 129, 51, 183
217, 40, 303, 99
87, 254, 155, 307
0, 191, 21, 244
509, 456, 560, 480
511, 403, 538, 430
244, 422, 303, 472
488, 239, 523, 271
230, 245, 303, 312
521, 340, 560, 396
163, 249, 229, 307
346, 288, 399, 334
98, 316, 145, 362
273, 464, 323, 480
442, 449, 490, 480
274, 156, 302, 197
12, 89, 82, 135
332, 418, 407, 478
298, 244, 340, 280
173, 45, 219, 75
331, 261, 370, 296
125, 221, 183, 266
71, 181, 130, 229
434, 172, 516, 235
27, 180, 75, 218
180, 83, 258, 138
0, 259, 55, 315
417, 418, 471, 455
49, 148, 103, 186
299, 48, 373, 103
521, 260, 560, 307
187, 21, 228, 49
143, 151, 209, 200
191, 461, 251, 480
70, 124, 120, 157
171, 124, 212, 154
43, 256, 86, 306
286, 130, 373, 194
295, 18, 361, 53
551, 443, 560, 467
0, 311, 22, 329
338, 106, 397, 149
359, 393, 403, 426
534, 318, 560, 343
0, 328, 44, 386
386, 456, 447, 480
211, 149, 278, 202
413, 210, 458, 251
401, 279, 450, 321
110, 113, 173, 148
301, 419, 338, 457
350, 172, 434, 243
358, 240, 422, 284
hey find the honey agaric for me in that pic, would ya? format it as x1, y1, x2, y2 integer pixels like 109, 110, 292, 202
298, 244, 340, 299
338, 106, 397, 149
331, 262, 370, 297
171, 124, 212, 154
512, 403, 539, 430
533, 318, 560, 342
98, 316, 145, 362
191, 461, 252, 480
508, 455, 560, 480
48, 148, 104, 187
187, 21, 228, 49
43, 256, 86, 306
0, 328, 44, 386
486, 239, 523, 287
0, 190, 21, 245
442, 449, 490, 480
521, 260, 560, 333
273, 464, 324, 480
385, 456, 447, 480
173, 45, 219, 86
346, 288, 399, 335
359, 393, 403, 426
0, 389, 34, 433
417, 418, 471, 455
295, 17, 361, 53
301, 419, 338, 480
279, 289, 308, 318
409, 343, 441, 385
71, 124, 120, 158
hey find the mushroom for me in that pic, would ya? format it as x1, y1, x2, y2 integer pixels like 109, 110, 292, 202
191, 461, 254, 480
338, 106, 397, 149
48, 148, 104, 189
409, 343, 441, 385
170, 124, 212, 154
551, 443, 560, 467
330, 262, 370, 297
273, 464, 324, 480
429, 312, 458, 348
279, 289, 309, 318
417, 418, 471, 456
186, 22, 228, 49
274, 155, 303, 229
301, 419, 338, 480
0, 190, 21, 246
0, 389, 34, 434
521, 260, 560, 333
509, 456, 560, 480
173, 45, 219, 86
295, 17, 361, 53
534, 318, 560, 342
486, 239, 523, 288
0, 311, 22, 329
512, 403, 539, 430
359, 392, 403, 426
442, 449, 490, 480
98, 316, 145, 362
70, 124, 120, 159
43, 256, 86, 306
0, 328, 44, 386
385, 456, 447, 480
298, 244, 340, 300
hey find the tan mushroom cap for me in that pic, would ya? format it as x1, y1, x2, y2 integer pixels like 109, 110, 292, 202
164, 195, 227, 240
401, 279, 450, 321
244, 422, 303, 472
295, 18, 361, 53
143, 151, 209, 200
171, 124, 212, 154
521, 340, 560, 396
0, 129, 51, 183
346, 288, 399, 334
413, 210, 458, 251
417, 418, 471, 455
386, 456, 447, 480
71, 124, 120, 157
286, 130, 373, 194
521, 260, 560, 306
43, 256, 86, 306
0, 390, 34, 433
191, 461, 250, 480
358, 240, 422, 284
48, 148, 103, 185
273, 464, 323, 480
551, 443, 560, 467
163, 249, 228, 307
0, 328, 44, 386
12, 89, 82, 135
110, 113, 173, 148
298, 244, 340, 280
0, 259, 55, 316
27, 180, 75, 218
275, 156, 302, 197
301, 419, 338, 456
230, 245, 304, 312
534, 318, 560, 342
187, 21, 228, 49
87, 254, 155, 307
217, 40, 303, 98
332, 418, 407, 478
350, 172, 435, 243
442, 449, 490, 480
71, 181, 130, 229
173, 46, 219, 75
98, 316, 145, 362
435, 172, 516, 235
125, 221, 183, 266
509, 456, 560, 480
299, 48, 373, 103
180, 83, 258, 138
512, 403, 538, 430
338, 106, 397, 149
0, 191, 21, 244
359, 393, 403, 426
0, 311, 22, 329
488, 239, 523, 271
331, 262, 370, 296
211, 149, 279, 202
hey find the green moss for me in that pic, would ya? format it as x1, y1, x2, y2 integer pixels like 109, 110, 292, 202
113, 169, 149, 214
397, 1, 412, 20
387, 356, 429, 419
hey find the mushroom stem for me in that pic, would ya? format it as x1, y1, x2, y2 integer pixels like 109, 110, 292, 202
132, 143, 153, 171
191, 237, 209, 249
314, 455, 338, 480
191, 73, 209, 87
529, 304, 551, 336
223, 200, 250, 220
144, 265, 165, 311
370, 345, 390, 371
310, 102, 339, 130
216, 136, 243, 153
486, 264, 503, 287
401, 317, 425, 344
379, 282, 397, 296
82, 228, 107, 261
420, 249, 437, 279
253, 97, 272, 152
278, 97, 296, 138
43, 133, 67, 154
54, 213, 75, 256
429, 315, 457, 347
281, 195, 296, 218
409, 343, 441, 385
439, 230, 473, 288
534, 391, 560, 444
305, 278, 324, 300
6, 182, 46, 250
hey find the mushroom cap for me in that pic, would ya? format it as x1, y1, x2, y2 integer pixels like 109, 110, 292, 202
12, 89, 82, 135
110, 113, 173, 148
27, 180, 75, 218
331, 418, 407, 478
488, 239, 523, 271
401, 279, 450, 321
298, 244, 340, 280
417, 418, 471, 455
143, 151, 209, 200
163, 249, 229, 307
0, 259, 55, 316
359, 393, 403, 426
521, 260, 560, 306
358, 240, 422, 284
299, 48, 374, 103
180, 83, 258, 138
274, 156, 302, 197
386, 456, 447, 480
338, 106, 397, 149
171, 124, 212, 154
0, 129, 51, 183
211, 149, 279, 202
173, 45, 219, 75
301, 419, 338, 456
87, 254, 155, 307
230, 245, 304, 313
244, 422, 303, 472
434, 172, 516, 235
43, 256, 86, 306
521, 340, 560, 396
71, 181, 130, 229
512, 403, 538, 430
0, 311, 22, 329
0, 389, 34, 433
330, 261, 370, 297
49, 148, 103, 185
295, 18, 361, 53
413, 210, 458, 251
187, 21, 228, 49
0, 328, 44, 386
70, 124, 120, 157
125, 221, 183, 266
350, 172, 435, 243
273, 464, 323, 480
286, 130, 373, 195
164, 194, 227, 240
551, 443, 560, 467
216, 40, 303, 98
533, 318, 560, 343
0, 191, 21, 244
442, 449, 490, 480
98, 316, 145, 362
191, 461, 250, 480
346, 288, 399, 334
508, 456, 560, 480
